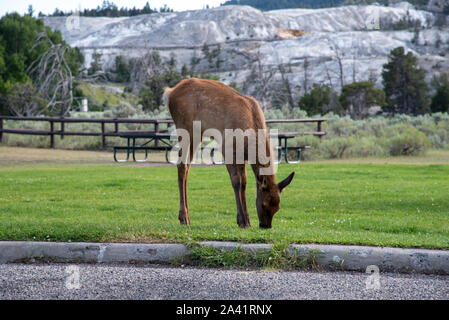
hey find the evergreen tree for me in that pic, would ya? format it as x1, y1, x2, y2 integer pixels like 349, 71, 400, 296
113, 55, 130, 82
298, 83, 332, 116
50, 1, 164, 17
339, 81, 385, 119
27, 5, 35, 16
382, 47, 429, 115
430, 75, 449, 113
88, 52, 103, 75
431, 85, 449, 113
181, 64, 189, 77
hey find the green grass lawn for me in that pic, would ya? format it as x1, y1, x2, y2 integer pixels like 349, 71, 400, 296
0, 147, 448, 249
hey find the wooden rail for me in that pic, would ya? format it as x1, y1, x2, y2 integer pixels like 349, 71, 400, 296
0, 116, 326, 149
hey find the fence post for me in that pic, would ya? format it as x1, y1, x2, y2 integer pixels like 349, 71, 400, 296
60, 118, 65, 140
114, 119, 118, 134
0, 118, 3, 143
50, 120, 55, 148
101, 121, 106, 149
317, 121, 322, 142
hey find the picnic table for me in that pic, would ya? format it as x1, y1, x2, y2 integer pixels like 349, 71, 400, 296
113, 131, 220, 163
113, 132, 173, 163
274, 132, 311, 164
113, 121, 326, 164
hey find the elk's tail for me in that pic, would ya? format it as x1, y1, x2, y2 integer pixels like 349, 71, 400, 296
162, 87, 174, 107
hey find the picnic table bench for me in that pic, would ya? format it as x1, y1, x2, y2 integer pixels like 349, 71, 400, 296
113, 118, 326, 164
275, 132, 311, 164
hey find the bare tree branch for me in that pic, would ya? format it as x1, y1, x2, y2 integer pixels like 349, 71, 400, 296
243, 50, 278, 110
328, 39, 345, 90
27, 32, 74, 117
278, 64, 295, 109
303, 57, 310, 94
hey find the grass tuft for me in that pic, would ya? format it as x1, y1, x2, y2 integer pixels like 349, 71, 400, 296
187, 243, 321, 271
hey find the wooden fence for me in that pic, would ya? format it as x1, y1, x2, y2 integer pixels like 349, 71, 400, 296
0, 116, 326, 149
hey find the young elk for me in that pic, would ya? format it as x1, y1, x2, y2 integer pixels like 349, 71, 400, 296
164, 78, 294, 228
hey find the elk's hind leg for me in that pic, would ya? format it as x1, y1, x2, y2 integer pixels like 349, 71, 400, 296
177, 135, 201, 226
177, 162, 191, 225
226, 164, 250, 228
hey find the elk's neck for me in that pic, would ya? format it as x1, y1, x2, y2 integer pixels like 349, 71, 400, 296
251, 162, 277, 187
251, 130, 276, 186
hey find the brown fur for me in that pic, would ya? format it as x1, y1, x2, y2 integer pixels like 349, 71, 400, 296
165, 78, 294, 228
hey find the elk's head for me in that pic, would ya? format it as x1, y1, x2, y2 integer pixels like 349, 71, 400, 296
256, 172, 295, 229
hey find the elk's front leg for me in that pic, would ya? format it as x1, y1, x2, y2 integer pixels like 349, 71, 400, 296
226, 164, 250, 228
177, 163, 190, 225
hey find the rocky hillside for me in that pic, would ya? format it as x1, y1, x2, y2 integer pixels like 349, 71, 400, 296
43, 2, 449, 99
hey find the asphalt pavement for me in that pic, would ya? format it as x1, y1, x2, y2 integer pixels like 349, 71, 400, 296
0, 263, 447, 300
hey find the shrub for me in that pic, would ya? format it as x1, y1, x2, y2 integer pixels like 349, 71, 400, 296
325, 115, 359, 137
388, 127, 430, 156
4, 82, 48, 116
288, 135, 321, 160
319, 137, 354, 159
347, 137, 387, 158
362, 117, 388, 138
103, 102, 144, 118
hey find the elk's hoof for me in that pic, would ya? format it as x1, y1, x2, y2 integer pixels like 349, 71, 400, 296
238, 222, 251, 228
179, 219, 190, 225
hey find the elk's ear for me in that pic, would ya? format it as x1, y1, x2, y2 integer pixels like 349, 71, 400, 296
278, 172, 295, 192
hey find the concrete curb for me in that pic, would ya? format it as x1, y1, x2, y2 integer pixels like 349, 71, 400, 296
288, 244, 449, 274
0, 241, 188, 264
0, 241, 448, 275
